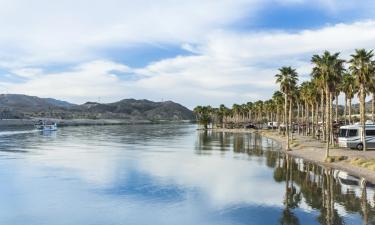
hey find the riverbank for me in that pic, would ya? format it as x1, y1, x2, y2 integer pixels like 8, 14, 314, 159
212, 128, 375, 183
0, 118, 192, 127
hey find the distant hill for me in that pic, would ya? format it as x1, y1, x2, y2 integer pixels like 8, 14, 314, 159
0, 94, 70, 118
43, 98, 76, 108
0, 94, 194, 121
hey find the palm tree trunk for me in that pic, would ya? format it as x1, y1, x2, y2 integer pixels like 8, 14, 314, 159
349, 97, 352, 124
315, 103, 319, 138
289, 97, 293, 145
297, 103, 300, 134
335, 94, 339, 123
277, 107, 281, 133
325, 87, 330, 158
372, 92, 375, 122
301, 104, 304, 135
305, 103, 310, 136
330, 92, 334, 145
360, 84, 367, 151
311, 103, 315, 138
321, 89, 326, 141
344, 95, 347, 125
285, 94, 289, 150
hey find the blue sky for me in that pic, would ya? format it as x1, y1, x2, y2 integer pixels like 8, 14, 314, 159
0, 0, 375, 108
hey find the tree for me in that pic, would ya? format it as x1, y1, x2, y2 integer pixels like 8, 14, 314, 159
273, 91, 284, 133
350, 49, 374, 151
193, 106, 212, 129
312, 51, 344, 158
341, 72, 357, 124
275, 66, 299, 151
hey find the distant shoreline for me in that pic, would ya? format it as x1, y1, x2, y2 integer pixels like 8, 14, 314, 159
0, 118, 193, 127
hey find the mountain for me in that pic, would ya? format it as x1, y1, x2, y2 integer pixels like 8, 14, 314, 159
0, 94, 194, 121
72, 99, 193, 120
43, 98, 76, 108
0, 94, 67, 111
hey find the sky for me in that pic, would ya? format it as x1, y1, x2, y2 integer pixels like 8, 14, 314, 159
1, 0, 375, 108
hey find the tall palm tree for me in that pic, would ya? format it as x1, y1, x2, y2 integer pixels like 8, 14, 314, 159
275, 66, 299, 151
218, 104, 230, 128
246, 102, 253, 123
350, 49, 375, 151
193, 105, 211, 129
301, 81, 319, 138
311, 66, 326, 141
273, 91, 284, 133
367, 81, 375, 122
232, 104, 241, 125
341, 72, 356, 124
254, 100, 264, 127
312, 51, 344, 158
300, 82, 310, 136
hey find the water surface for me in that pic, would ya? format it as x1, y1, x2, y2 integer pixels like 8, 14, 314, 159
0, 124, 373, 225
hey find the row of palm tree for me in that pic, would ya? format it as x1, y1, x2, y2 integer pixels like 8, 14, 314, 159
194, 49, 375, 158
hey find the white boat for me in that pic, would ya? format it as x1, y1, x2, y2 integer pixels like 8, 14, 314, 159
34, 120, 57, 131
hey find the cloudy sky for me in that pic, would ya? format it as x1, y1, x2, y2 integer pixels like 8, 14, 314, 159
1, 0, 375, 108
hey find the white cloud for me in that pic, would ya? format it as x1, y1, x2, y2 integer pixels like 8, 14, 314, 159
137, 152, 285, 207
3, 20, 375, 107
0, 0, 262, 65
1, 1, 375, 107
3, 61, 131, 103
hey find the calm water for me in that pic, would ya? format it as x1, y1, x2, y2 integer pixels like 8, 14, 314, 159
0, 124, 374, 225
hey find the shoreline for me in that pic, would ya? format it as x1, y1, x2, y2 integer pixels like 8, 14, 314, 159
0, 118, 193, 127
210, 128, 375, 183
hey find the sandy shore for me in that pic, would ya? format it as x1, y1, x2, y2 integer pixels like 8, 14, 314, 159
212, 128, 375, 183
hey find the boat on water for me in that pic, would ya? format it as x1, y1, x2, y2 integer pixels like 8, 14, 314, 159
34, 120, 57, 131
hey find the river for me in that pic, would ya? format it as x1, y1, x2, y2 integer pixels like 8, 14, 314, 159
0, 124, 373, 224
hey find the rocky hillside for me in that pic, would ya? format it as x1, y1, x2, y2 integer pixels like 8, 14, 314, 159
0, 94, 194, 121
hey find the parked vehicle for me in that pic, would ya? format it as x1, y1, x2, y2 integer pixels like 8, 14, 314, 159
244, 123, 257, 129
267, 122, 278, 129
338, 121, 375, 150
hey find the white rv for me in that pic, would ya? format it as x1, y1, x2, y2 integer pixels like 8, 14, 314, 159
338, 122, 375, 150
267, 122, 278, 129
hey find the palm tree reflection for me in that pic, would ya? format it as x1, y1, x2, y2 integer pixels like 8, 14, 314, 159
195, 131, 375, 224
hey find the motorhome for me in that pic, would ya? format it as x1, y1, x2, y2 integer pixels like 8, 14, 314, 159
338, 122, 375, 150
267, 122, 278, 129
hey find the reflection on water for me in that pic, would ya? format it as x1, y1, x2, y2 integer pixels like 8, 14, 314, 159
196, 130, 375, 225
0, 124, 373, 225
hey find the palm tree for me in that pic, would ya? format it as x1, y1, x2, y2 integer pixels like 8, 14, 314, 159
350, 49, 375, 151
273, 91, 284, 133
254, 100, 264, 127
193, 106, 211, 129
275, 66, 299, 151
232, 104, 241, 125
312, 51, 344, 158
367, 81, 375, 122
311, 66, 326, 141
246, 102, 254, 123
301, 81, 320, 138
264, 99, 277, 129
300, 82, 310, 136
193, 106, 203, 124
219, 104, 229, 128
341, 72, 356, 124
